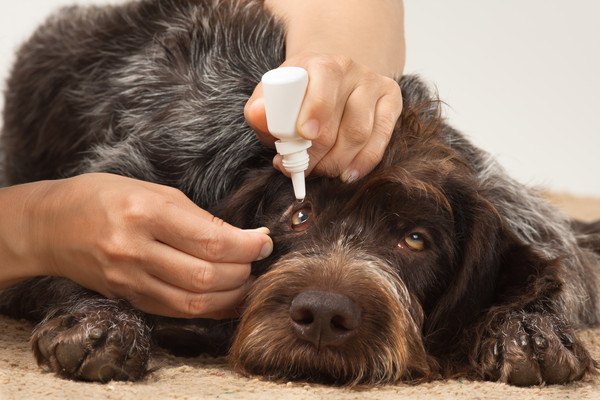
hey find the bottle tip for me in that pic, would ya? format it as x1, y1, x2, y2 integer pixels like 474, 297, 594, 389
290, 172, 306, 201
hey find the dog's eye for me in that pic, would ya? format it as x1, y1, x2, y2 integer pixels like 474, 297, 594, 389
291, 208, 311, 231
402, 232, 426, 252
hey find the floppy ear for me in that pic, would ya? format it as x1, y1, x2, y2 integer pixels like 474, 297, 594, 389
422, 185, 558, 356
571, 219, 600, 254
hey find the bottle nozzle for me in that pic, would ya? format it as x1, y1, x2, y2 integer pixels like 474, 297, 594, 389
275, 139, 311, 201
262, 67, 310, 200
291, 172, 306, 201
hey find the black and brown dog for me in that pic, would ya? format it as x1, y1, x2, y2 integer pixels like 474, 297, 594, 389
1, 0, 599, 386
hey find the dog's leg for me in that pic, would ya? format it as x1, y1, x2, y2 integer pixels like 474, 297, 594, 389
469, 247, 599, 386
1, 277, 151, 382
463, 160, 600, 385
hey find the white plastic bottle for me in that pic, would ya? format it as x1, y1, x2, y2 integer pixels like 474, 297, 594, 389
261, 67, 311, 201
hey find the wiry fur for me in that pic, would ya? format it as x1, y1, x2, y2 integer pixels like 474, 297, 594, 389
229, 244, 430, 385
1, 0, 283, 209
1, 0, 599, 386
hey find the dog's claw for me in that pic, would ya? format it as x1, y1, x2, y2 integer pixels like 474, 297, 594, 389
560, 333, 574, 347
533, 335, 547, 349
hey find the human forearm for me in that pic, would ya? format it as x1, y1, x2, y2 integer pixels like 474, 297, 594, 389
0, 182, 50, 289
265, 0, 405, 78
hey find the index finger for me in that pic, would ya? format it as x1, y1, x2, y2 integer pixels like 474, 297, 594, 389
244, 83, 278, 147
149, 202, 273, 264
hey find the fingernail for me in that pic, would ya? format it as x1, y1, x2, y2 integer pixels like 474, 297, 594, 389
258, 238, 273, 260
245, 227, 270, 235
301, 119, 319, 139
341, 169, 359, 183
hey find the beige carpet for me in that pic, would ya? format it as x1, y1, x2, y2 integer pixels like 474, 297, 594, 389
1, 194, 599, 400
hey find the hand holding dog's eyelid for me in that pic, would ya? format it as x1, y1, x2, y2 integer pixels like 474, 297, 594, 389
20, 173, 271, 318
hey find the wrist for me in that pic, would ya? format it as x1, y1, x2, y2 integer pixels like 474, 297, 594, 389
15, 180, 57, 276
267, 0, 405, 78
0, 180, 55, 287
27, 179, 66, 278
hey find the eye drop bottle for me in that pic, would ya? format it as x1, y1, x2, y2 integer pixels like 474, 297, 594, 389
261, 67, 310, 201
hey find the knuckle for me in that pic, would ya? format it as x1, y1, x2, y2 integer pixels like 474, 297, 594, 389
311, 125, 337, 150
186, 293, 212, 316
202, 231, 226, 261
164, 185, 186, 199
210, 215, 226, 227
383, 76, 401, 90
156, 196, 183, 220
343, 123, 371, 147
310, 55, 345, 79
376, 112, 399, 134
333, 54, 353, 72
98, 232, 133, 263
361, 147, 385, 167
385, 78, 403, 100
119, 192, 150, 223
192, 263, 216, 291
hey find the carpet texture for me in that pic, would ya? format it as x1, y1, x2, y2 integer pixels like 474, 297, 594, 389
1, 193, 599, 400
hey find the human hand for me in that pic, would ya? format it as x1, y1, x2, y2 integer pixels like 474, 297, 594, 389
27, 173, 272, 319
245, 52, 403, 182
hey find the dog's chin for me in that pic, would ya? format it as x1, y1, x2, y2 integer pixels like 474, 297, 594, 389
230, 333, 402, 386
228, 250, 432, 385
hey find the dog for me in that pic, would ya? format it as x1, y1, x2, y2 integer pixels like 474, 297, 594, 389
1, 0, 599, 386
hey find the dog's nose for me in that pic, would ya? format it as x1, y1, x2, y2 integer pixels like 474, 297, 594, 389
289, 290, 361, 348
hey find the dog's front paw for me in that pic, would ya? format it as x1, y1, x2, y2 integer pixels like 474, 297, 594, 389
31, 305, 151, 382
476, 311, 597, 386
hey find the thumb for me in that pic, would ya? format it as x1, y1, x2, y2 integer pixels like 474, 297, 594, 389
213, 223, 274, 263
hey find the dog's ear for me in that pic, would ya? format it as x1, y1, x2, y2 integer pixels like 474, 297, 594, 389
377, 78, 451, 174
423, 184, 558, 355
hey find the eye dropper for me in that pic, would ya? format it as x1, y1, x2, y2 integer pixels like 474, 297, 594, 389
262, 67, 310, 201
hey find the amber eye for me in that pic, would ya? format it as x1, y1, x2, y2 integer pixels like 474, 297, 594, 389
402, 232, 426, 251
291, 208, 311, 231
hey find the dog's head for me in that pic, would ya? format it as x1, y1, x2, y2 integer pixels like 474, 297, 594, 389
217, 77, 541, 385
